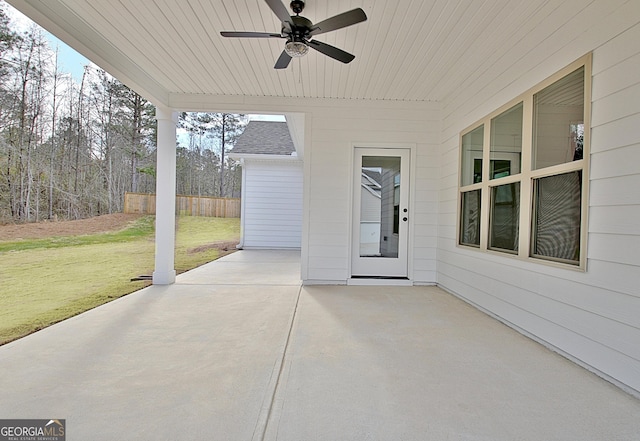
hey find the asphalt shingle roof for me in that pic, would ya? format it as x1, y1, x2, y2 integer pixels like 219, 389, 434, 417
231, 121, 295, 155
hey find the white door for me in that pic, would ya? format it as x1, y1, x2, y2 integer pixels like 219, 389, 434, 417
351, 148, 410, 277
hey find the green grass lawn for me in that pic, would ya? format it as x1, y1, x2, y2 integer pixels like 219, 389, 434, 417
0, 216, 240, 345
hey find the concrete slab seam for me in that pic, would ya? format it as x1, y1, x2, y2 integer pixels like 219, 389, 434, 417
251, 285, 303, 441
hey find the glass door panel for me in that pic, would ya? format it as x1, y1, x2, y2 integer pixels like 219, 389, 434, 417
352, 148, 410, 278
359, 156, 401, 258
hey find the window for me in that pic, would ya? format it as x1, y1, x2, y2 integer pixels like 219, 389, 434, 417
490, 102, 522, 179
461, 125, 484, 186
532, 171, 582, 263
490, 182, 520, 253
457, 55, 590, 268
460, 189, 481, 247
533, 67, 585, 169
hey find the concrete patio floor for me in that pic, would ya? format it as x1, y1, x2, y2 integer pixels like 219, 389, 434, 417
1, 250, 639, 440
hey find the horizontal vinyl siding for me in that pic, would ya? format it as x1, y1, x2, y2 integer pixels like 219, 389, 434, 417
438, 14, 640, 395
412, 146, 440, 282
242, 161, 303, 249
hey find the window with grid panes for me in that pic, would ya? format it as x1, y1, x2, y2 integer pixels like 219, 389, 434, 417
457, 55, 590, 268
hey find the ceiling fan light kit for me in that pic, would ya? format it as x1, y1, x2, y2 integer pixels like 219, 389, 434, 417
285, 41, 309, 57
220, 0, 367, 69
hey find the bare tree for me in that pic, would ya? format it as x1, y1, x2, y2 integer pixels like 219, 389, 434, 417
0, 7, 247, 223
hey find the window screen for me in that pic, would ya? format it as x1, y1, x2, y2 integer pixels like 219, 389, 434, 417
532, 171, 582, 264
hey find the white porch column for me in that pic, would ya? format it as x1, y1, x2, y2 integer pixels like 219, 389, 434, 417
152, 107, 178, 285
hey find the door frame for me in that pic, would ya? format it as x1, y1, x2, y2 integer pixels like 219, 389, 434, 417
348, 143, 416, 285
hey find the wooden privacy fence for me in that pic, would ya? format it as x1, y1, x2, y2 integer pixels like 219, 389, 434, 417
124, 192, 240, 218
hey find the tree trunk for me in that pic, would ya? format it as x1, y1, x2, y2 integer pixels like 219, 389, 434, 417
219, 114, 226, 197
49, 49, 59, 219
130, 93, 142, 193
75, 67, 86, 196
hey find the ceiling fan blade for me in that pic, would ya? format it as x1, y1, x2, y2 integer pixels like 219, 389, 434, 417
264, 0, 292, 24
274, 50, 292, 69
307, 40, 355, 64
220, 31, 282, 38
309, 8, 367, 36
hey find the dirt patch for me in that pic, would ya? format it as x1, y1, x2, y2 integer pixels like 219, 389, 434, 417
188, 240, 239, 255
0, 213, 144, 241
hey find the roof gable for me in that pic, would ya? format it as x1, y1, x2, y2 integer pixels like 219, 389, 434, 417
232, 121, 295, 156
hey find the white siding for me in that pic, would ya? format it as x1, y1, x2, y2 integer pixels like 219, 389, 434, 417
161, 0, 639, 397
438, 13, 640, 395
242, 160, 303, 249
171, 100, 439, 284
304, 100, 441, 284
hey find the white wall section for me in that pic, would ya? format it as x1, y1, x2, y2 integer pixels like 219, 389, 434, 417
437, 17, 640, 395
241, 160, 303, 249
302, 100, 441, 284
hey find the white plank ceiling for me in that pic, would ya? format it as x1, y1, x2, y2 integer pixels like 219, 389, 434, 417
5, 0, 612, 106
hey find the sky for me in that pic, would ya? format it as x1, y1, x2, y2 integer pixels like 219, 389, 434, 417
4, 4, 285, 122
5, 4, 91, 82
47, 36, 93, 82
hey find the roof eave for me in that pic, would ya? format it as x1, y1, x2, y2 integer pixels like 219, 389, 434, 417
228, 153, 302, 162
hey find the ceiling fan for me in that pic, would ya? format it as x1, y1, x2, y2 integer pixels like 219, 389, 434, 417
220, 0, 367, 69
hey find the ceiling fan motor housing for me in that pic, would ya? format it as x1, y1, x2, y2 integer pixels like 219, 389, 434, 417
285, 15, 313, 42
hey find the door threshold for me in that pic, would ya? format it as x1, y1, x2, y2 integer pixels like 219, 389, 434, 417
347, 277, 413, 286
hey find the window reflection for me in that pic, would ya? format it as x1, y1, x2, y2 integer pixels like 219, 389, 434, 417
460, 189, 481, 247
490, 183, 520, 252
461, 125, 484, 186
490, 102, 522, 179
360, 156, 401, 258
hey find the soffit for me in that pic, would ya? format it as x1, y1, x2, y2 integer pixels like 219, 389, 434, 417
5, 0, 606, 107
